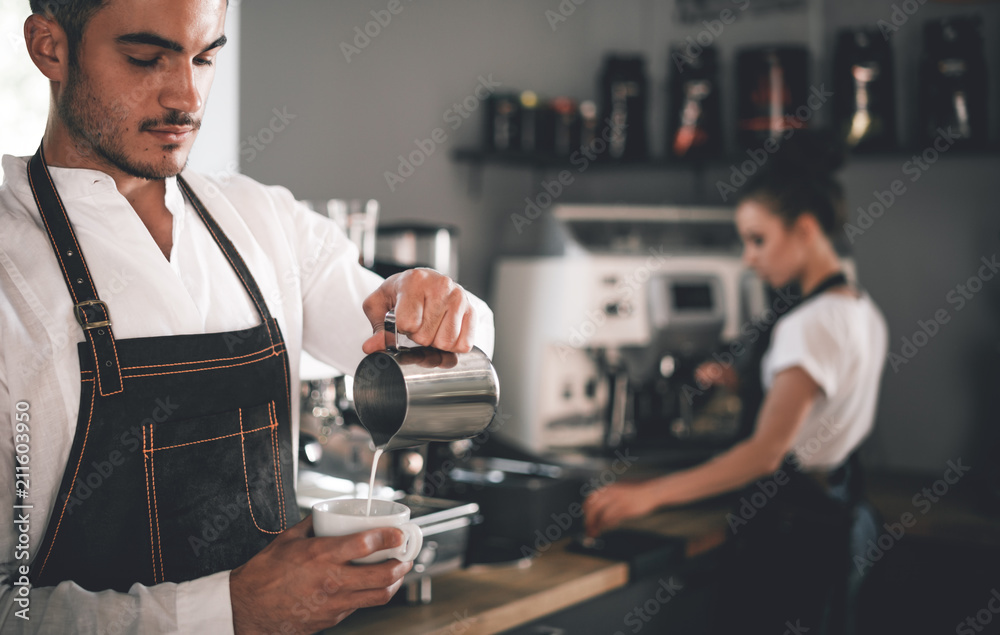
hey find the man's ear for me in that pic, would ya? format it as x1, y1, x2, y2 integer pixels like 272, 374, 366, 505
24, 13, 71, 83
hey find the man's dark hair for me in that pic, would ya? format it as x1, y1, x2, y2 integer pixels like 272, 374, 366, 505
29, 0, 108, 64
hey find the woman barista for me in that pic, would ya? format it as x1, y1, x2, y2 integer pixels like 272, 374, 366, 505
582, 135, 888, 632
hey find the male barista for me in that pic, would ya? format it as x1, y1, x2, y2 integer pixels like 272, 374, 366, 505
0, 0, 494, 632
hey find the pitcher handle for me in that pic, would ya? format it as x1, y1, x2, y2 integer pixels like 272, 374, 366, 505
384, 310, 397, 352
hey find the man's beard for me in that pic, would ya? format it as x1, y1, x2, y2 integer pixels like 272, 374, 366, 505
58, 65, 200, 180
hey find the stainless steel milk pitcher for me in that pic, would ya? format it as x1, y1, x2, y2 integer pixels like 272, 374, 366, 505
353, 311, 500, 451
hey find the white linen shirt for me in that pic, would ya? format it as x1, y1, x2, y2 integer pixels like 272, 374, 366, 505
0, 154, 494, 634
761, 291, 887, 470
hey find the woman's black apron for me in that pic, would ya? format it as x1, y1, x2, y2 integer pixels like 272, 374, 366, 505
713, 272, 879, 635
26, 148, 299, 592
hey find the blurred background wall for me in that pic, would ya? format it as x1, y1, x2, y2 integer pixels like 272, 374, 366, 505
1, 0, 984, 474
238, 0, 1000, 474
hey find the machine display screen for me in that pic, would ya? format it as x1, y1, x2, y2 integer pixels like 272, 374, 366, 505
672, 283, 713, 311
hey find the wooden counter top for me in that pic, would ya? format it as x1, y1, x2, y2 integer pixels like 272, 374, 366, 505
330, 469, 1000, 634
331, 499, 734, 635
865, 469, 1000, 548
332, 541, 627, 635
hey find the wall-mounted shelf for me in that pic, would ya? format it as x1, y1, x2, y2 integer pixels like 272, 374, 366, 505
451, 147, 727, 170
454, 145, 1000, 166
451, 147, 729, 197
451, 144, 1000, 197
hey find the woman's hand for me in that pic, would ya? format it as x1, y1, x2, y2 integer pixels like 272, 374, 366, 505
582, 481, 660, 538
694, 361, 739, 392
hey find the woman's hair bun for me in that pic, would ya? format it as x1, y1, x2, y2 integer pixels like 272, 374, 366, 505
769, 128, 846, 180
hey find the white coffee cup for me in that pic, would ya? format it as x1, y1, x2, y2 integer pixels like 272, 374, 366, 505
312, 498, 423, 564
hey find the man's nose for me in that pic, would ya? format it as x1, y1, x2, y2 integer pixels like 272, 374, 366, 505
161, 62, 203, 114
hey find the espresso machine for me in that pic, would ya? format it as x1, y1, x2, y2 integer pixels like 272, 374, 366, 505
491, 205, 770, 464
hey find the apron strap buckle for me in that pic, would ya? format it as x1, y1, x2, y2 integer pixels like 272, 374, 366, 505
74, 300, 112, 330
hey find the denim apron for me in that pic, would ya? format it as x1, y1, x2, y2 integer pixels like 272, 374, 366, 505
26, 148, 299, 592
713, 272, 877, 635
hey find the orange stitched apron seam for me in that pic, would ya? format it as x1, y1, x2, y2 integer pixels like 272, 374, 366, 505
36, 379, 97, 577
144, 420, 276, 453
238, 408, 282, 535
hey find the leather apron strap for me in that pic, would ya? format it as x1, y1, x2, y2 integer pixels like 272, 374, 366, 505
27, 148, 123, 396
176, 176, 276, 325
27, 148, 281, 361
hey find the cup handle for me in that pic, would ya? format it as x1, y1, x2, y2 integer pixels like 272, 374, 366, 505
391, 522, 423, 562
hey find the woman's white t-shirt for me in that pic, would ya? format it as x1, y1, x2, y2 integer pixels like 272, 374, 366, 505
760, 291, 889, 470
